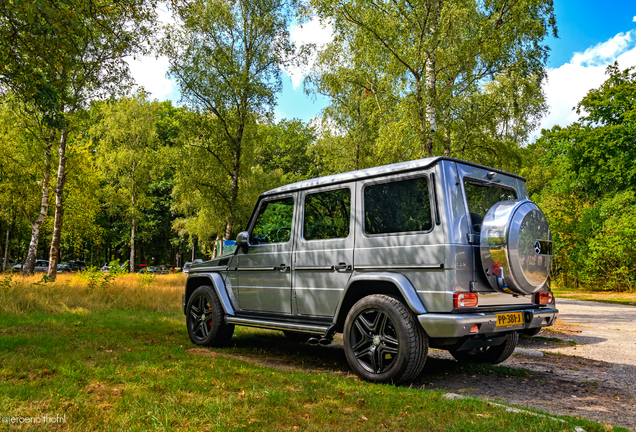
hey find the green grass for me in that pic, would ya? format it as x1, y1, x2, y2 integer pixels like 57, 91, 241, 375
0, 309, 623, 431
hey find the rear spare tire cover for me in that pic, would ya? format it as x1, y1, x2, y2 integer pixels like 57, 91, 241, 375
480, 199, 552, 295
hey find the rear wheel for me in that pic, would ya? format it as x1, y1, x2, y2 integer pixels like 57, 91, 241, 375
450, 331, 518, 364
186, 285, 234, 347
343, 295, 427, 384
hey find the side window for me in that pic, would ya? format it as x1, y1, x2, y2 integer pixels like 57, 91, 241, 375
250, 197, 294, 245
303, 188, 351, 241
463, 180, 517, 231
364, 177, 432, 235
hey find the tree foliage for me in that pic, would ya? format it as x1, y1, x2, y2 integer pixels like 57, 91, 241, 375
308, 0, 555, 169
525, 64, 636, 291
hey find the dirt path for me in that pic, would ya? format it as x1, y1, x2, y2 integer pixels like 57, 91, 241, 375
422, 299, 636, 430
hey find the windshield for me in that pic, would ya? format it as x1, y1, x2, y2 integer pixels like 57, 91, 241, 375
464, 179, 517, 232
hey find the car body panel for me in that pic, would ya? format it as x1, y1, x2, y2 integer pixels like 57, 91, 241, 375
185, 157, 554, 340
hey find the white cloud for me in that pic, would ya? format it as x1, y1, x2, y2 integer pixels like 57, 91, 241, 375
570, 31, 633, 66
127, 55, 178, 101
539, 29, 636, 133
126, 5, 180, 102
283, 18, 334, 90
633, 16, 636, 22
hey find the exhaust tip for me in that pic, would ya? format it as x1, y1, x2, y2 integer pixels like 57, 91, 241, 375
319, 338, 332, 346
307, 337, 320, 345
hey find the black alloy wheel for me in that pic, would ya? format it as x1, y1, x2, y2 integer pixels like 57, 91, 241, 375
343, 294, 428, 384
186, 285, 234, 347
349, 308, 400, 374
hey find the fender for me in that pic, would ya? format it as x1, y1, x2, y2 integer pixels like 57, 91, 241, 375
333, 272, 428, 320
185, 273, 235, 316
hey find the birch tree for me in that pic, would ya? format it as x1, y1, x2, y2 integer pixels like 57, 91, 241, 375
161, 0, 305, 240
0, 0, 157, 277
309, 0, 556, 159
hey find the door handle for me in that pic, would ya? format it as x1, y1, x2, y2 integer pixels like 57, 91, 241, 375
333, 262, 351, 272
274, 264, 290, 272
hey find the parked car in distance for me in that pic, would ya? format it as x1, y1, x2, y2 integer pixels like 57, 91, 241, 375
12, 260, 49, 273
66, 260, 87, 271
1, 258, 15, 270
57, 264, 72, 274
157, 264, 174, 274
182, 157, 557, 384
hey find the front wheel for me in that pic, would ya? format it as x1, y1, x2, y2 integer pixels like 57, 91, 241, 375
449, 331, 518, 364
343, 295, 428, 384
186, 285, 234, 347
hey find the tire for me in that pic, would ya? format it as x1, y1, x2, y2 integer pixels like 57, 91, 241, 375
283, 331, 311, 343
186, 285, 234, 347
450, 331, 518, 365
521, 327, 542, 337
343, 295, 428, 384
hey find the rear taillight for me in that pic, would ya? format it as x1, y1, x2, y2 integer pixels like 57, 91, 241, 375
453, 292, 478, 308
491, 262, 502, 276
534, 291, 554, 305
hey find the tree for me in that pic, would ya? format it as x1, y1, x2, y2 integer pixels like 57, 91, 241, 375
309, 0, 556, 161
161, 0, 305, 240
92, 93, 161, 273
523, 64, 636, 291
0, 0, 157, 277
0, 96, 57, 275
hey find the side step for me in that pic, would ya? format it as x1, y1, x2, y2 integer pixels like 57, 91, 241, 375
225, 316, 332, 336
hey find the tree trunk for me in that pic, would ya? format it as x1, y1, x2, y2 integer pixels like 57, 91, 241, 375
423, 1, 440, 157
23, 135, 53, 276
129, 162, 136, 272
47, 129, 69, 279
424, 51, 437, 157
3, 218, 10, 272
224, 139, 242, 241
129, 213, 135, 273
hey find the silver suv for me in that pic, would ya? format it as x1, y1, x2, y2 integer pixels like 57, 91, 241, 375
182, 157, 557, 383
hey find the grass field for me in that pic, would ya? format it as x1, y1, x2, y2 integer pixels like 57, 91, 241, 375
552, 283, 636, 306
0, 273, 625, 431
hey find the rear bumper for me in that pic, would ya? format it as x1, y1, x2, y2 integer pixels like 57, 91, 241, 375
418, 307, 558, 338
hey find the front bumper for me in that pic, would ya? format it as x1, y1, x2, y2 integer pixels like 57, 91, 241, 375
418, 307, 558, 338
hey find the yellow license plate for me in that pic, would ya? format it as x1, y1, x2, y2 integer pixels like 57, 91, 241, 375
496, 312, 523, 327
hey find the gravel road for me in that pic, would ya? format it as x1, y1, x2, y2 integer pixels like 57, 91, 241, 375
545, 298, 636, 367
424, 298, 636, 431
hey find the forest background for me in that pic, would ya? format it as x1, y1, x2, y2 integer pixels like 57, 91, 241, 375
0, 0, 634, 292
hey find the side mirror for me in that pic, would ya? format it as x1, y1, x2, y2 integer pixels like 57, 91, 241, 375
236, 231, 250, 252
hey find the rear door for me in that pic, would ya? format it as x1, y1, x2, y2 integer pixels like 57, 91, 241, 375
293, 185, 354, 317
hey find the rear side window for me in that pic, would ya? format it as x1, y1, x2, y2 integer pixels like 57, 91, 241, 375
250, 197, 294, 244
464, 179, 517, 230
303, 188, 351, 241
364, 177, 432, 235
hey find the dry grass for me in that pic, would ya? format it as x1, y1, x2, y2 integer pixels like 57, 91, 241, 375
552, 283, 636, 306
0, 272, 186, 314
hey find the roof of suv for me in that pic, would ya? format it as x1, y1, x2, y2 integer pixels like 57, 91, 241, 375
261, 157, 525, 197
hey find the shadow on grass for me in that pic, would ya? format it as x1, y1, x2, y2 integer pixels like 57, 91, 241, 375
219, 327, 531, 381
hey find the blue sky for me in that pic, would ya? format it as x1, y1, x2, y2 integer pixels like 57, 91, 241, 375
129, 1, 636, 133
